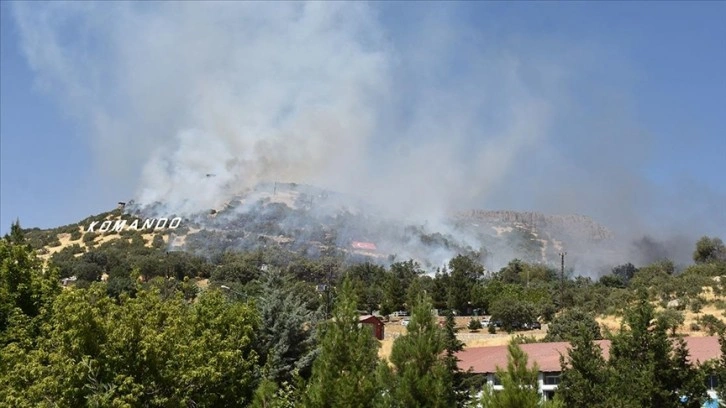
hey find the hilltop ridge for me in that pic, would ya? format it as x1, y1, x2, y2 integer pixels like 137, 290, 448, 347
21, 183, 617, 272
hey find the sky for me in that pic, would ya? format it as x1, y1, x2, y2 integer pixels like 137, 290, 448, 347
1, 1, 724, 242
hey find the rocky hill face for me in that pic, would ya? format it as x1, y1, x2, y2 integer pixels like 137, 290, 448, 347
458, 210, 613, 241
26, 183, 616, 272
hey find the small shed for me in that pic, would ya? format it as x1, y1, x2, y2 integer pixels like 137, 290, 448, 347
359, 315, 385, 340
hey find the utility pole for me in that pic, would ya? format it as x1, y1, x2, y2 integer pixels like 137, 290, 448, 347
317, 264, 333, 319
559, 252, 567, 307
326, 264, 331, 319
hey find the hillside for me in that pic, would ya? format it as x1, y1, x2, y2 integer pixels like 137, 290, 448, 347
6, 198, 726, 406
24, 182, 616, 273
19, 184, 726, 348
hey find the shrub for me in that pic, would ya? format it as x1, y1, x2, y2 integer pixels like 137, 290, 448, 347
511, 334, 538, 344
690, 323, 701, 331
67, 244, 84, 255
152, 234, 165, 249
468, 318, 482, 332
544, 308, 602, 342
697, 314, 726, 335
657, 308, 684, 336
106, 276, 137, 299
130, 234, 146, 248
74, 262, 103, 282
690, 297, 705, 313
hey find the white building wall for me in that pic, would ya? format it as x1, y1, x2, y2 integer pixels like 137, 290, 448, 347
483, 372, 554, 401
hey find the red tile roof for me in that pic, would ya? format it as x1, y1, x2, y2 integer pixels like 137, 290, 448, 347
456, 336, 720, 374
686, 336, 722, 365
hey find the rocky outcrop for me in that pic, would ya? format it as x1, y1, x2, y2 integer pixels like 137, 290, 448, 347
458, 210, 613, 242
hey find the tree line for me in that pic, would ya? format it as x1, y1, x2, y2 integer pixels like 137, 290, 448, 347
2, 221, 726, 406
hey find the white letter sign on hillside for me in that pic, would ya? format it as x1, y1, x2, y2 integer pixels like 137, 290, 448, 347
86, 217, 183, 232
111, 220, 126, 232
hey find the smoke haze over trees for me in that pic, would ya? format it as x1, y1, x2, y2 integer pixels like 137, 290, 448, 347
3, 220, 726, 405
4, 2, 724, 269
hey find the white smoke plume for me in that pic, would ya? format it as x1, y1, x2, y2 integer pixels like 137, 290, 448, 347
12, 2, 559, 216
12, 2, 724, 272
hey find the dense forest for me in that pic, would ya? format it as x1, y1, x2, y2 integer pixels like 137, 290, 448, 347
2, 218, 726, 407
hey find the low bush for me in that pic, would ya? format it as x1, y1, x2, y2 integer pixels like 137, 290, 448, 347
468, 318, 482, 332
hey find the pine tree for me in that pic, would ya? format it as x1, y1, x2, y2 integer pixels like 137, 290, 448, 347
607, 295, 662, 407
386, 293, 455, 407
665, 337, 705, 408
715, 334, 726, 404
556, 325, 609, 406
607, 293, 705, 407
482, 341, 540, 408
442, 309, 467, 405
3, 219, 26, 246
304, 279, 381, 408
256, 268, 321, 383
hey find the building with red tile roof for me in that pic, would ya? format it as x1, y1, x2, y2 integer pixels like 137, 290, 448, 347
456, 336, 721, 401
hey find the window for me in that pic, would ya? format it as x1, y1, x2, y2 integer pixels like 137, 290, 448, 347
543, 372, 561, 385
705, 374, 718, 390
492, 375, 501, 385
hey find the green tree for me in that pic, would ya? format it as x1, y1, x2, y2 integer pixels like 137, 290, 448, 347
346, 262, 386, 313
630, 260, 674, 298
694, 236, 726, 264
468, 318, 483, 332
381, 263, 410, 315
608, 295, 704, 407
0, 236, 61, 341
5, 219, 26, 246
611, 262, 638, 285
405, 277, 425, 312
657, 308, 685, 336
481, 342, 540, 408
251, 377, 299, 408
384, 293, 456, 408
714, 334, 726, 404
666, 337, 706, 407
0, 284, 260, 407
556, 325, 609, 406
544, 308, 601, 342
598, 274, 626, 288
447, 255, 484, 315
441, 309, 466, 405
497, 259, 525, 285
697, 314, 726, 336
151, 234, 165, 249
489, 299, 536, 333
304, 279, 381, 408
256, 268, 321, 383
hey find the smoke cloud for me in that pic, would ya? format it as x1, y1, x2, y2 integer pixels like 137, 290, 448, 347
12, 2, 724, 272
